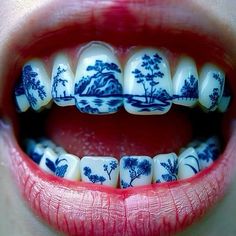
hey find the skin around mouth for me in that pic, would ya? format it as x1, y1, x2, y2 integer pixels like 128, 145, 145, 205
1, 1, 236, 235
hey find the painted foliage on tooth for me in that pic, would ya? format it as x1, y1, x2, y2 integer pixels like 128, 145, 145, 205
39, 147, 58, 174
74, 42, 123, 114
81, 156, 119, 187
178, 147, 200, 179
124, 48, 173, 115
153, 153, 178, 183
120, 156, 153, 188
14, 78, 30, 112
218, 80, 231, 112
199, 63, 225, 111
51, 53, 75, 106
172, 57, 199, 107
22, 59, 52, 110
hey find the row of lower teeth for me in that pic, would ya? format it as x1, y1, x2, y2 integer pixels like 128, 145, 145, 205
25, 136, 220, 188
15, 42, 231, 115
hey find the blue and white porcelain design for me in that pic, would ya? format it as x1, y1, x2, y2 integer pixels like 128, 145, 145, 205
26, 141, 44, 164
120, 156, 153, 188
39, 147, 58, 174
81, 156, 119, 187
14, 78, 30, 112
51, 54, 75, 106
218, 80, 231, 112
124, 49, 173, 114
199, 63, 225, 111
178, 147, 200, 179
74, 42, 123, 114
195, 137, 220, 170
22, 59, 52, 111
172, 57, 199, 107
153, 153, 178, 183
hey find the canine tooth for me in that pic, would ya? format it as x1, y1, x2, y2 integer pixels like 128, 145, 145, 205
196, 137, 220, 170
199, 63, 225, 111
153, 153, 178, 183
120, 156, 153, 188
51, 53, 75, 106
55, 153, 80, 180
81, 156, 119, 187
75, 42, 123, 114
14, 79, 30, 112
39, 147, 58, 174
178, 147, 200, 179
172, 57, 199, 107
124, 48, 172, 115
22, 59, 52, 110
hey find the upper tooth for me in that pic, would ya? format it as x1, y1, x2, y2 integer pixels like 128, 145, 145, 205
178, 147, 200, 179
199, 63, 225, 111
81, 156, 119, 187
51, 53, 75, 106
172, 57, 199, 107
123, 48, 172, 115
153, 153, 178, 183
55, 153, 80, 180
120, 155, 153, 188
74, 42, 123, 114
14, 79, 30, 112
22, 59, 52, 110
218, 81, 231, 112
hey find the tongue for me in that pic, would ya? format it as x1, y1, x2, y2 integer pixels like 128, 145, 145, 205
45, 106, 192, 158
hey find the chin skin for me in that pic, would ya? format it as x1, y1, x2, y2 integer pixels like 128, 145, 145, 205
1, 0, 236, 236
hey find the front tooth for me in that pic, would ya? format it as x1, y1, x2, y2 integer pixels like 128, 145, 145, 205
22, 59, 52, 110
153, 153, 178, 183
120, 156, 153, 188
196, 137, 220, 170
51, 53, 75, 106
14, 79, 30, 112
81, 156, 119, 187
74, 42, 123, 114
178, 147, 200, 179
172, 57, 199, 107
124, 49, 172, 115
55, 153, 80, 180
199, 63, 225, 111
39, 147, 58, 174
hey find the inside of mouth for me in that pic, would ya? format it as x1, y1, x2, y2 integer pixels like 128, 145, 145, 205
12, 41, 232, 189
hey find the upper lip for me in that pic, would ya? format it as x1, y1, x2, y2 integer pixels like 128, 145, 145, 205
1, 0, 236, 235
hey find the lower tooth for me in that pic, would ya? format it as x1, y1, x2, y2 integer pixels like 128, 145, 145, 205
29, 143, 44, 164
39, 147, 58, 174
55, 153, 80, 180
153, 153, 178, 183
178, 147, 200, 179
81, 156, 119, 187
120, 156, 153, 188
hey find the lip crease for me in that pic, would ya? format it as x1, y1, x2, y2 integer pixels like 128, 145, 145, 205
1, 0, 236, 235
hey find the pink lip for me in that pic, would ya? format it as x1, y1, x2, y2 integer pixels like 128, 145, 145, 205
1, 0, 236, 235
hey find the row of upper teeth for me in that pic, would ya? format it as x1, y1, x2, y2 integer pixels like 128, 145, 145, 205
25, 136, 220, 188
15, 42, 231, 114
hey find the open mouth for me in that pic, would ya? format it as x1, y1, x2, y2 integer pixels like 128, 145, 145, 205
1, 1, 236, 235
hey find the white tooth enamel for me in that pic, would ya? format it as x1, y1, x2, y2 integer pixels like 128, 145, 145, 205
153, 153, 178, 183
55, 153, 80, 180
29, 143, 45, 164
172, 57, 199, 107
54, 146, 67, 154
80, 156, 119, 187
178, 147, 200, 179
74, 42, 123, 114
124, 48, 172, 115
39, 147, 58, 174
218, 83, 231, 112
51, 53, 75, 106
199, 63, 225, 111
15, 80, 30, 112
120, 156, 153, 188
22, 59, 52, 110
38, 138, 57, 149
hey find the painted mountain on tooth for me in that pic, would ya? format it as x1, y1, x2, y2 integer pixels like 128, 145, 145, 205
75, 73, 122, 96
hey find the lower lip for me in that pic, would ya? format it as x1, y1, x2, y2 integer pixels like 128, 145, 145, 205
1, 118, 236, 235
